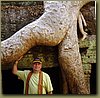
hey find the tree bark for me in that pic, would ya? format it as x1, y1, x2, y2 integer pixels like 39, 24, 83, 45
1, 1, 90, 65
58, 19, 89, 94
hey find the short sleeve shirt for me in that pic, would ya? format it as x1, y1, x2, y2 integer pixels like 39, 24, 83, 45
16, 70, 53, 94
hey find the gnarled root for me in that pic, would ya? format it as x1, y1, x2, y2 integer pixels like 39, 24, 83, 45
78, 12, 87, 41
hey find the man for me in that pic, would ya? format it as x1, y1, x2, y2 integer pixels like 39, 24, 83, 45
12, 56, 53, 94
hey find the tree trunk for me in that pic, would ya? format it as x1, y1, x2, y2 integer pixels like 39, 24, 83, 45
1, 1, 90, 94
1, 1, 90, 65
58, 19, 89, 94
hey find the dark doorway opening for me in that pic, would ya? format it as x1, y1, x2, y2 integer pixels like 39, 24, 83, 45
90, 63, 96, 94
1, 66, 61, 94
2, 69, 24, 94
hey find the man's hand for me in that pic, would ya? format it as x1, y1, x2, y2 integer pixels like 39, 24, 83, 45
17, 55, 23, 61
48, 91, 53, 94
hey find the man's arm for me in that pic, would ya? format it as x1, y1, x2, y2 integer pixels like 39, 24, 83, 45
12, 56, 23, 75
12, 60, 19, 75
46, 73, 53, 94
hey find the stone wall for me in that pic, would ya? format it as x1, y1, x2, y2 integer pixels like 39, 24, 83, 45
1, 1, 44, 41
79, 35, 96, 91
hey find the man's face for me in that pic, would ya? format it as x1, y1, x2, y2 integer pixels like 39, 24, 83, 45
32, 62, 42, 71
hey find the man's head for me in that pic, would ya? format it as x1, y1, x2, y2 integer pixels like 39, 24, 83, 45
32, 58, 42, 72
